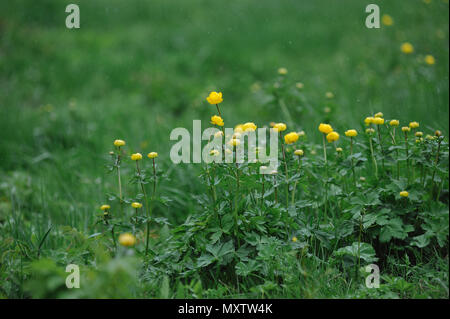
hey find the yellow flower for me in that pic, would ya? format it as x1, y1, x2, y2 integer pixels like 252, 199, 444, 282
360, 176, 366, 182
206, 91, 223, 104
364, 117, 374, 125
409, 121, 419, 129
114, 139, 125, 147
415, 138, 423, 143
228, 138, 241, 147
415, 131, 423, 137
148, 152, 158, 159
382, 14, 394, 26
214, 131, 224, 139
278, 67, 288, 75
399, 191, 409, 198
273, 123, 287, 132
234, 124, 244, 134
243, 122, 257, 132
294, 149, 304, 156
336, 147, 343, 152
325, 92, 334, 99
284, 132, 299, 144
119, 233, 136, 247
292, 236, 298, 243
435, 130, 442, 137
366, 128, 375, 134
426, 134, 435, 140
326, 131, 339, 142
211, 115, 224, 126
373, 117, 385, 125
131, 202, 142, 209
401, 42, 414, 54
402, 126, 411, 132
424, 55, 435, 65
296, 82, 304, 90
318, 123, 333, 134
100, 204, 110, 211
374, 112, 383, 118
389, 119, 400, 126
345, 129, 358, 137
210, 149, 220, 156
131, 153, 143, 161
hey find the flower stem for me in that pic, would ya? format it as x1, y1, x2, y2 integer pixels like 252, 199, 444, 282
291, 157, 302, 205
369, 135, 378, 179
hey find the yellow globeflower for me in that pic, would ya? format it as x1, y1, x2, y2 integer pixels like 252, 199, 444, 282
373, 117, 385, 125
294, 149, 304, 156
435, 130, 442, 137
401, 126, 411, 132
228, 138, 241, 147
296, 82, 304, 90
399, 191, 409, 198
364, 117, 374, 125
131, 202, 142, 209
401, 42, 414, 54
345, 129, 358, 137
273, 123, 287, 132
206, 91, 223, 104
409, 121, 419, 129
243, 122, 257, 132
100, 204, 110, 211
148, 152, 158, 159
284, 132, 299, 144
326, 131, 339, 142
426, 134, 435, 140
325, 92, 334, 99
318, 123, 333, 134
415, 131, 423, 137
292, 236, 298, 243
119, 233, 136, 247
234, 124, 244, 134
374, 112, 383, 118
278, 67, 288, 75
382, 14, 394, 26
210, 149, 220, 156
389, 119, 400, 126
424, 55, 435, 65
211, 115, 224, 126
114, 139, 126, 147
336, 147, 343, 153
131, 153, 143, 161
366, 128, 375, 134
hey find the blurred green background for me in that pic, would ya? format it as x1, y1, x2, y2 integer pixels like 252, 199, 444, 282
0, 0, 448, 227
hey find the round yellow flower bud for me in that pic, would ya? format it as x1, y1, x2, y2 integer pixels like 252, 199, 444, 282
336, 147, 343, 152
325, 92, 334, 99
131, 153, 143, 161
415, 131, 423, 137
131, 202, 142, 209
228, 138, 241, 147
382, 14, 394, 26
298, 130, 305, 137
435, 130, 442, 137
118, 233, 136, 247
364, 117, 374, 126
374, 112, 383, 118
424, 55, 435, 65
409, 121, 419, 129
234, 124, 244, 133
318, 123, 333, 134
294, 149, 304, 156
399, 191, 409, 198
292, 236, 298, 243
214, 131, 224, 139
148, 152, 158, 159
426, 134, 435, 140
345, 129, 358, 137
100, 204, 110, 211
114, 139, 126, 147
284, 132, 299, 144
273, 123, 287, 132
389, 119, 400, 126
366, 128, 375, 134
211, 115, 224, 127
401, 42, 414, 54
278, 67, 288, 75
296, 82, 304, 90
326, 131, 339, 142
373, 117, 385, 125
206, 91, 223, 104
243, 122, 257, 132
401, 126, 411, 132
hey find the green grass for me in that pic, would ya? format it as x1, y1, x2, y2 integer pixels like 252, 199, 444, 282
0, 0, 448, 298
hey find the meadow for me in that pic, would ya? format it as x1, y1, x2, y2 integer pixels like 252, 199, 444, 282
0, 0, 448, 298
